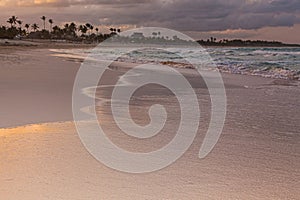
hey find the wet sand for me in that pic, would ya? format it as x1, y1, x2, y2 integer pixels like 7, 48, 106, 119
0, 47, 299, 199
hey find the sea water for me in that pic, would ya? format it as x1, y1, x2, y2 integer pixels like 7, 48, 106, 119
50, 46, 300, 80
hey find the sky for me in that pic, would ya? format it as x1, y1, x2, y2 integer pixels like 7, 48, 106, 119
0, 0, 300, 43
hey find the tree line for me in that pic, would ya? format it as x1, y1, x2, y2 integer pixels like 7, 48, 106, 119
198, 37, 299, 47
0, 15, 121, 43
1, 15, 298, 46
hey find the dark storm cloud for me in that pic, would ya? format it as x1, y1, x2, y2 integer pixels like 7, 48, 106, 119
4, 0, 300, 31
51, 0, 157, 7
142, 0, 300, 31
64, 0, 300, 31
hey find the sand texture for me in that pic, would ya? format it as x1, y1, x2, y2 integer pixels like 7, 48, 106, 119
0, 47, 299, 200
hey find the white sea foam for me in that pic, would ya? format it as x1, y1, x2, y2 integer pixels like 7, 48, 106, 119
50, 47, 300, 80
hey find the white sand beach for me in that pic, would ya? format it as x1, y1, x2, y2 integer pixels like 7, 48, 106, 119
0, 46, 299, 200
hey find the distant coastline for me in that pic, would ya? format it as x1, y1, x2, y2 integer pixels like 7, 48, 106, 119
1, 38, 299, 48
197, 38, 300, 47
1, 15, 299, 47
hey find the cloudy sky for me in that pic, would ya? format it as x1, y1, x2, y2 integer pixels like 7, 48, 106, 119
0, 0, 300, 43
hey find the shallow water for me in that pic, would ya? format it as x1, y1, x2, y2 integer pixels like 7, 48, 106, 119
50, 47, 300, 80
1, 48, 299, 199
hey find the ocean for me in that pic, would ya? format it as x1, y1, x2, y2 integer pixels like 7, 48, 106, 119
50, 46, 300, 80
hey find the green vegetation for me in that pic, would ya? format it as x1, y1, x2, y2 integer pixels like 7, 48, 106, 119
1, 15, 299, 47
197, 38, 300, 47
0, 15, 120, 43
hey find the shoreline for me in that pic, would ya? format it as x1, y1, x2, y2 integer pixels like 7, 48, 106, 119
0, 46, 299, 199
0, 46, 299, 129
48, 45, 300, 81
2, 38, 300, 49
0, 39, 97, 50
0, 48, 80, 128
0, 47, 299, 199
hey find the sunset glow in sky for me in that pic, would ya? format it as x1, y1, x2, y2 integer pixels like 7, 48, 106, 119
0, 0, 299, 43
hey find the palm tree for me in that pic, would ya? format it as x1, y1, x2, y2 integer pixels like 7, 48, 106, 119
52, 25, 63, 38
48, 19, 53, 32
64, 23, 69, 29
7, 16, 18, 28
79, 25, 88, 35
69, 22, 77, 37
17, 20, 22, 28
78, 25, 84, 34
95, 27, 100, 43
69, 22, 77, 31
25, 24, 30, 34
52, 25, 60, 32
31, 23, 39, 32
7, 18, 13, 28
63, 23, 69, 36
85, 23, 91, 29
85, 23, 92, 35
17, 20, 22, 34
41, 16, 46, 30
152, 32, 158, 37
90, 25, 94, 35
